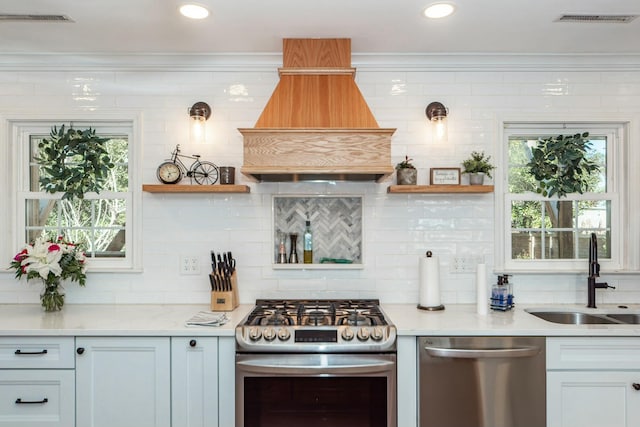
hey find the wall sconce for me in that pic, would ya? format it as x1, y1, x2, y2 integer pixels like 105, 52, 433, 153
189, 101, 211, 144
425, 101, 448, 142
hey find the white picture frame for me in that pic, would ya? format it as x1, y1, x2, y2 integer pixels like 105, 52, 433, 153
430, 168, 461, 185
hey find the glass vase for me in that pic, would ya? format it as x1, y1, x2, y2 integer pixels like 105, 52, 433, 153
40, 276, 65, 312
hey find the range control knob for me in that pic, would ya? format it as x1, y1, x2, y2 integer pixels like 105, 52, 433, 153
277, 328, 291, 341
341, 327, 355, 341
248, 327, 262, 341
263, 327, 277, 341
371, 327, 384, 341
356, 327, 370, 341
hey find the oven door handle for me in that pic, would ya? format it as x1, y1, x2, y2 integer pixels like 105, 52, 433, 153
236, 357, 395, 375
424, 345, 541, 359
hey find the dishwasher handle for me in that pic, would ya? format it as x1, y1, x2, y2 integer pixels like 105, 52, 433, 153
424, 345, 541, 359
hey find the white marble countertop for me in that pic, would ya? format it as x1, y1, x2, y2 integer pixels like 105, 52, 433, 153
0, 304, 254, 337
1, 303, 640, 337
382, 303, 640, 337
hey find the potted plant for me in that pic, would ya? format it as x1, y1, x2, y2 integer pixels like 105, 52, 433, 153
526, 132, 600, 198
461, 151, 495, 185
396, 156, 417, 185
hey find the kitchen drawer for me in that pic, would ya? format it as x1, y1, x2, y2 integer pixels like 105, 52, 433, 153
0, 370, 74, 427
547, 337, 640, 370
0, 337, 74, 369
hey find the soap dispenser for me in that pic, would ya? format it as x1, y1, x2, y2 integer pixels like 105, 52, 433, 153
490, 274, 514, 311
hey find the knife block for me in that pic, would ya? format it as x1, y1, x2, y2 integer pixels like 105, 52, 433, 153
210, 271, 239, 312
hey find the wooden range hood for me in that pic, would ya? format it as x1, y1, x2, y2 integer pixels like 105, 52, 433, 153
239, 38, 396, 182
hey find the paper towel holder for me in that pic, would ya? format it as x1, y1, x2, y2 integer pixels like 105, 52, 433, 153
417, 251, 445, 311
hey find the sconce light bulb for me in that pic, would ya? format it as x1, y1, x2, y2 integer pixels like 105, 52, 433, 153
188, 101, 211, 144
190, 116, 206, 144
425, 102, 449, 143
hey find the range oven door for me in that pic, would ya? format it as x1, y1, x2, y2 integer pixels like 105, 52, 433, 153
236, 353, 396, 427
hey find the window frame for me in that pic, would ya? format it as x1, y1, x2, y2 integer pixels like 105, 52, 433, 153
496, 118, 633, 273
5, 115, 142, 272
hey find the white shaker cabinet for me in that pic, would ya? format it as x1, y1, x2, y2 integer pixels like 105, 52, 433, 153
217, 337, 236, 427
75, 337, 170, 427
547, 337, 640, 427
0, 337, 75, 427
171, 337, 218, 427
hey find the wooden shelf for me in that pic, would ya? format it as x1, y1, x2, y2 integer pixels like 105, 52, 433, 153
272, 263, 363, 270
142, 184, 250, 193
387, 185, 494, 194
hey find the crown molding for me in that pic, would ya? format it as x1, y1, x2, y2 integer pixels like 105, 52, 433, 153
2, 52, 640, 72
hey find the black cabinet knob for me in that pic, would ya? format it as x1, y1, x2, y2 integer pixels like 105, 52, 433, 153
633, 383, 640, 391
189, 339, 197, 347
76, 347, 85, 355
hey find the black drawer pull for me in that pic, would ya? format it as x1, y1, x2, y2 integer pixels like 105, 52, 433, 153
633, 383, 640, 391
189, 339, 197, 347
14, 349, 48, 355
15, 398, 49, 404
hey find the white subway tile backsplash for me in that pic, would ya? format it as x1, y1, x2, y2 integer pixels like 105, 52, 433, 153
1, 60, 640, 307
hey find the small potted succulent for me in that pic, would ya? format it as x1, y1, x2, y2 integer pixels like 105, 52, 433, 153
396, 156, 417, 185
461, 151, 495, 185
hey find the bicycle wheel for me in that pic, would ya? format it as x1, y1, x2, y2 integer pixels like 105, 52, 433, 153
192, 161, 219, 185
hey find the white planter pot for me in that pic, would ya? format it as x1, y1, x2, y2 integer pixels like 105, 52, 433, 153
396, 168, 417, 185
468, 172, 485, 185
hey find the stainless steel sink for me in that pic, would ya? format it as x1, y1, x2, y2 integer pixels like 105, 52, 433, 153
526, 310, 622, 325
604, 313, 640, 324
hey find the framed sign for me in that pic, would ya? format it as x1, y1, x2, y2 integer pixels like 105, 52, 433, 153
430, 168, 461, 185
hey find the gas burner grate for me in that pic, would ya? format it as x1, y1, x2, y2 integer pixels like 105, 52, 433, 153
246, 299, 387, 327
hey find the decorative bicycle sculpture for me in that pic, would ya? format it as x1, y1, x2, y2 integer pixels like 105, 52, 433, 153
156, 144, 219, 185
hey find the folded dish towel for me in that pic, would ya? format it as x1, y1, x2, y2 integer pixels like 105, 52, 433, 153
185, 311, 230, 327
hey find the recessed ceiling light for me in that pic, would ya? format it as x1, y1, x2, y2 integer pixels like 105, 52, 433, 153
179, 4, 210, 20
423, 3, 456, 19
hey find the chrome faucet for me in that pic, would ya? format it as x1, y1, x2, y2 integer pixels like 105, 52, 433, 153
587, 233, 614, 308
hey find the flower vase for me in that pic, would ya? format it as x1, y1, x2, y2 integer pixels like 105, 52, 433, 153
40, 276, 65, 312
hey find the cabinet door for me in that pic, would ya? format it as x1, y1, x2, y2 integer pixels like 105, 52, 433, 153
217, 336, 235, 427
171, 337, 218, 427
547, 371, 640, 427
76, 337, 170, 427
0, 370, 74, 427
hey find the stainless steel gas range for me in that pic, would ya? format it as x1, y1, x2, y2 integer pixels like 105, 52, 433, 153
235, 299, 397, 427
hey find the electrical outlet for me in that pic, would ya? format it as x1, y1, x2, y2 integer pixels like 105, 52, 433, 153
450, 256, 484, 273
180, 255, 200, 275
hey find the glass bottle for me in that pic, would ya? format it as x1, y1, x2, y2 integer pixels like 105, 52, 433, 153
303, 215, 313, 264
288, 233, 299, 264
277, 233, 287, 263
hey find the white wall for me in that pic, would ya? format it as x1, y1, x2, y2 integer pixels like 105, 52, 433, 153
1, 54, 640, 306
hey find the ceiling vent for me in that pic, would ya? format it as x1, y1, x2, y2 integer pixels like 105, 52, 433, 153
556, 14, 638, 23
0, 14, 74, 22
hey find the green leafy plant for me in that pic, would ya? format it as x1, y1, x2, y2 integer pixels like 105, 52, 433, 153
396, 155, 416, 169
461, 151, 496, 178
526, 132, 600, 198
35, 125, 115, 200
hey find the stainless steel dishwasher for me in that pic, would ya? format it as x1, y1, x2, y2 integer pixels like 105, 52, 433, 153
418, 336, 545, 427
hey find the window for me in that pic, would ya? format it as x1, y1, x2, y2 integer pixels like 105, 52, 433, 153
500, 122, 624, 272
11, 120, 140, 271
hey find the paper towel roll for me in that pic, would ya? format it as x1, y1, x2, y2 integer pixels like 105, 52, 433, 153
418, 252, 443, 310
476, 263, 488, 315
